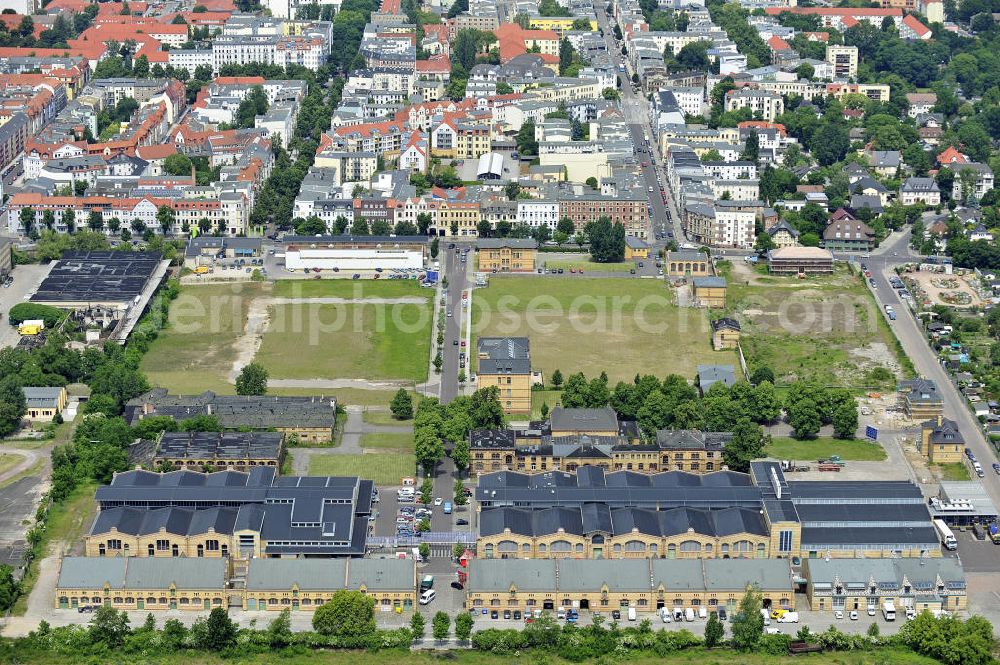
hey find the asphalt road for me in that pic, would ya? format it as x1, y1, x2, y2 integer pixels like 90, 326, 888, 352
439, 243, 469, 405
595, 8, 685, 247
862, 230, 1000, 512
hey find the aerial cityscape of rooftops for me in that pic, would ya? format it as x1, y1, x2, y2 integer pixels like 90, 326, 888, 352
1, 0, 1000, 661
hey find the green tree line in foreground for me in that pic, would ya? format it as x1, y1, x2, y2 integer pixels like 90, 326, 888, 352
2, 588, 992, 665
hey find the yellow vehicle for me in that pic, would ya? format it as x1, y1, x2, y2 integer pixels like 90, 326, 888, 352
193, 265, 210, 275
17, 319, 44, 336
770, 609, 786, 620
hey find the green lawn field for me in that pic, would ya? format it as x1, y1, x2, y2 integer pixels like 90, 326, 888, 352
473, 277, 733, 384
543, 260, 634, 273
308, 453, 415, 484
531, 389, 564, 419
359, 432, 413, 450
766, 436, 887, 462
362, 410, 411, 425
141, 281, 431, 394
141, 283, 262, 394
255, 301, 431, 381
725, 265, 908, 392
271, 279, 430, 299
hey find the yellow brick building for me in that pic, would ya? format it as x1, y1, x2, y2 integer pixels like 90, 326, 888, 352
23, 386, 67, 421
711, 318, 741, 350
693, 276, 727, 308
665, 249, 711, 277
527, 16, 597, 34
804, 558, 966, 615
467, 558, 795, 614
475, 337, 533, 414
477, 238, 537, 272
920, 416, 964, 464
244, 558, 416, 612
55, 557, 226, 611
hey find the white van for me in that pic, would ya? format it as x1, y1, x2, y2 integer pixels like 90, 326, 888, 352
685, 608, 695, 622
627, 607, 637, 621
419, 589, 436, 605
760, 609, 771, 626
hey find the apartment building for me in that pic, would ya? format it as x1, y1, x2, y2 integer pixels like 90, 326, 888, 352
476, 337, 533, 415
477, 238, 537, 272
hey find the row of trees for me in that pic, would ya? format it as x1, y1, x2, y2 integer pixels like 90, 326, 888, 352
413, 387, 506, 475
544, 367, 857, 460
11, 589, 993, 665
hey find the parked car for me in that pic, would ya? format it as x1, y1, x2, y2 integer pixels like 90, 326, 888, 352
850, 611, 858, 620
456, 518, 469, 525
611, 610, 621, 621
503, 609, 511, 620
834, 610, 843, 620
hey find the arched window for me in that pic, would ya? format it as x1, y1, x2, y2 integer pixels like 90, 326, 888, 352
680, 540, 701, 553
624, 540, 646, 552
498, 540, 518, 553
550, 540, 572, 552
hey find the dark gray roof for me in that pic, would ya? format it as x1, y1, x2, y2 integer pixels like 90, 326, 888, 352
477, 337, 531, 374
156, 431, 283, 462
800, 525, 940, 549
93, 468, 373, 557
655, 430, 732, 451
711, 317, 741, 332
767, 219, 799, 238
32, 251, 163, 303
91, 506, 239, 537
476, 468, 762, 510
549, 407, 618, 432
899, 379, 942, 404
922, 417, 963, 445
469, 429, 516, 449
126, 389, 336, 430
476, 238, 537, 249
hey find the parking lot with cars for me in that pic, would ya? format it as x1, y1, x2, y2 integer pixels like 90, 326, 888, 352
0, 263, 52, 348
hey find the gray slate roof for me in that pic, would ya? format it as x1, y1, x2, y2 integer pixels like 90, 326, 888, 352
126, 389, 336, 430
57, 557, 226, 590
156, 431, 283, 461
549, 407, 618, 432
477, 337, 531, 374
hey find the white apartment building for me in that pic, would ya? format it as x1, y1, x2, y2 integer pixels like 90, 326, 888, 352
713, 202, 756, 249
516, 199, 559, 230
724, 88, 784, 121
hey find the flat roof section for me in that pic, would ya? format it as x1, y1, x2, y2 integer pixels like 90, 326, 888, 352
31, 251, 163, 304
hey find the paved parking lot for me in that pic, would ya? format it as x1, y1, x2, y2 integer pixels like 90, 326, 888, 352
950, 530, 1000, 573
0, 264, 52, 348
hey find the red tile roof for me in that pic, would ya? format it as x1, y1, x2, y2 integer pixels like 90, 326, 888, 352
902, 14, 931, 37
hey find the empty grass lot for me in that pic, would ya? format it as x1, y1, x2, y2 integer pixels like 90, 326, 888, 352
255, 301, 431, 381
474, 277, 732, 384
725, 264, 906, 392
935, 462, 971, 480
543, 260, 634, 273
359, 432, 413, 450
766, 436, 887, 461
141, 283, 262, 394
271, 279, 430, 299
531, 389, 564, 419
308, 453, 415, 484
362, 410, 411, 425
141, 281, 432, 393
